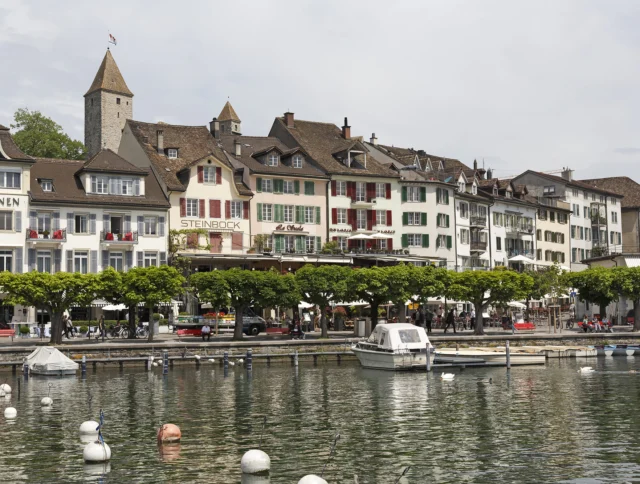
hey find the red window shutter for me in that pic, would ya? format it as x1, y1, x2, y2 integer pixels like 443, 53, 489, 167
197, 166, 204, 183
199, 199, 205, 218
209, 200, 215, 218
367, 210, 374, 231
331, 180, 337, 196
348, 182, 356, 201
243, 201, 249, 219
216, 167, 222, 185
232, 232, 243, 250
387, 238, 393, 251
332, 236, 338, 242
386, 183, 391, 199
225, 201, 231, 219
212, 200, 221, 218
180, 198, 186, 217
331, 208, 337, 224
366, 183, 375, 202
387, 210, 392, 226
348, 209, 356, 229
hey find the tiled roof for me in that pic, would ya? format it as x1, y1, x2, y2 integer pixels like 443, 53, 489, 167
30, 158, 169, 208
0, 124, 34, 162
521, 171, 623, 198
78, 149, 147, 176
218, 101, 240, 122
580, 177, 637, 208
126, 120, 251, 195
270, 118, 399, 178
85, 49, 133, 97
219, 135, 328, 179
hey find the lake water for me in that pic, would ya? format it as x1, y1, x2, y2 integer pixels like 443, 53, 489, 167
1, 357, 640, 483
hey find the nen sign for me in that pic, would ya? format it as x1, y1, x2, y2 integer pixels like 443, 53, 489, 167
0, 198, 20, 207
180, 220, 242, 229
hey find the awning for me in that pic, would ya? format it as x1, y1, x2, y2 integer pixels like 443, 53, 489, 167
625, 257, 640, 268
509, 255, 535, 263
137, 299, 184, 307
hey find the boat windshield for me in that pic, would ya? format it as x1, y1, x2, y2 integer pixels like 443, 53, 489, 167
397, 329, 421, 344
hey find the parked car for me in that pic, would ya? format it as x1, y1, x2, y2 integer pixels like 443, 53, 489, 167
242, 310, 266, 336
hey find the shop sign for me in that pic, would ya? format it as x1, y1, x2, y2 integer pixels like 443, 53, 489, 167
0, 197, 20, 207
275, 224, 304, 232
181, 220, 241, 229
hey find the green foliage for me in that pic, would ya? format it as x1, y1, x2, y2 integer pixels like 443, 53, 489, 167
19, 325, 29, 335
411, 266, 450, 305
260, 270, 300, 310
221, 268, 264, 340
320, 240, 339, 254
191, 271, 230, 310
11, 108, 86, 160
152, 313, 161, 321
79, 325, 88, 334
252, 234, 270, 252
612, 267, 640, 330
568, 267, 617, 319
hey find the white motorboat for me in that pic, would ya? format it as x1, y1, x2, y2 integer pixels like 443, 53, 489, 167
25, 346, 79, 376
434, 347, 545, 365
351, 323, 434, 370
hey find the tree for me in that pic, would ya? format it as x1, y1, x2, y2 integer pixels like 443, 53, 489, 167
613, 267, 640, 330
524, 263, 569, 320
0, 272, 101, 344
295, 265, 352, 338
453, 268, 534, 335
191, 270, 230, 333
410, 266, 450, 309
260, 270, 300, 317
222, 269, 264, 341
11, 108, 86, 160
568, 267, 617, 321
123, 266, 185, 342
98, 268, 141, 339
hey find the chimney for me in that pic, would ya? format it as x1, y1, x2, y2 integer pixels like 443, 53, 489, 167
156, 130, 164, 154
370, 132, 378, 145
473, 159, 478, 171
342, 117, 351, 140
234, 139, 241, 157
210, 118, 220, 140
561, 167, 574, 181
284, 112, 295, 128
487, 168, 493, 180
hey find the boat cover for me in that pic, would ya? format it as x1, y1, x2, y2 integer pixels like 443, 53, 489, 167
25, 346, 79, 373
366, 323, 432, 351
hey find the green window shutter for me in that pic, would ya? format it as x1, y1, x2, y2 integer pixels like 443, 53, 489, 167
295, 206, 304, 223
257, 203, 263, 222
445, 190, 450, 204
446, 215, 450, 228
402, 234, 408, 248
275, 235, 284, 252
446, 235, 452, 249
436, 214, 441, 226
315, 206, 321, 224
401, 186, 407, 202
316, 236, 321, 251
421, 213, 427, 226
294, 180, 300, 195
420, 187, 426, 202
256, 178, 262, 193
422, 234, 429, 248
273, 179, 282, 194
274, 204, 283, 223
402, 212, 408, 226
436, 189, 440, 204
304, 181, 315, 195
296, 235, 304, 252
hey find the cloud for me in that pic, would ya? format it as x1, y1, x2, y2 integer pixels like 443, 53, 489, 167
614, 147, 640, 155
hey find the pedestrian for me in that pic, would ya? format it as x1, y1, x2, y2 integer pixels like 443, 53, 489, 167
98, 315, 105, 341
436, 306, 443, 328
459, 310, 466, 330
444, 308, 457, 334
425, 307, 433, 333
66, 315, 74, 338
471, 309, 476, 329
201, 323, 211, 341
411, 311, 417, 325
417, 305, 425, 328
62, 315, 70, 339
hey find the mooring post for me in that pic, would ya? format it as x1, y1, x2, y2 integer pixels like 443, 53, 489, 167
294, 350, 299, 367
163, 350, 169, 375
313, 354, 318, 366
81, 355, 86, 377
145, 356, 150, 371
247, 349, 253, 371
337, 354, 341, 364
23, 361, 29, 380
267, 355, 271, 367
426, 344, 431, 372
506, 340, 511, 370
223, 351, 229, 370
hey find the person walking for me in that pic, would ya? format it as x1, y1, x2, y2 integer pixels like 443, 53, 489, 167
201, 323, 211, 341
97, 315, 105, 341
66, 315, 74, 338
62, 315, 70, 339
417, 306, 425, 328
444, 308, 457, 334
425, 307, 433, 333
436, 306, 443, 328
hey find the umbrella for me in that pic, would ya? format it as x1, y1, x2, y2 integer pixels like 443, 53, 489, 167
298, 301, 314, 309
102, 304, 127, 311
508, 301, 527, 309
509, 254, 535, 263
370, 233, 390, 239
347, 233, 374, 240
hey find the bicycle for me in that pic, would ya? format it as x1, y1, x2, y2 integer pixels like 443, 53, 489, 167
566, 318, 574, 330
136, 326, 149, 338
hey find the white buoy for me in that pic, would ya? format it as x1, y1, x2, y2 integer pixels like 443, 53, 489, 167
4, 407, 17, 419
441, 373, 455, 380
241, 449, 271, 474
83, 441, 111, 462
298, 475, 328, 484
195, 355, 201, 360
152, 362, 159, 367
0, 383, 12, 394
237, 359, 244, 365
41, 397, 53, 407
80, 420, 100, 435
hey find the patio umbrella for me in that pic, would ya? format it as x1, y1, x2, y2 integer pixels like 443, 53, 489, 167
102, 303, 127, 311
347, 233, 374, 240
508, 301, 527, 309
509, 254, 535, 263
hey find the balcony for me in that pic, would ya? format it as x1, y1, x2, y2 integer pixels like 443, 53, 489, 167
506, 225, 534, 237
26, 228, 66, 245
100, 230, 138, 245
470, 240, 488, 253
591, 215, 607, 226
350, 196, 375, 208
470, 216, 486, 227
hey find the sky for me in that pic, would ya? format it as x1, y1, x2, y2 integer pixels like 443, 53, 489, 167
1, 0, 640, 180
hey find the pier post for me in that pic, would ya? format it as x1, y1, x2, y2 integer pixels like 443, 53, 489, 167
506, 340, 511, 369
313, 354, 318, 366
426, 344, 431, 372
23, 361, 29, 380
294, 350, 299, 367
247, 349, 252, 371
223, 351, 229, 370
81, 355, 86, 377
267, 355, 271, 367
163, 350, 169, 375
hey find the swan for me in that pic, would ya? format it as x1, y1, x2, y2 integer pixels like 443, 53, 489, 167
152, 361, 158, 367
149, 356, 154, 362
579, 367, 595, 373
237, 359, 244, 364
441, 373, 455, 380
208, 358, 215, 363
194, 355, 201, 360
228, 361, 235, 367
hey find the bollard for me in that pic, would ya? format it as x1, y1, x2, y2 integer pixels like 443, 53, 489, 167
223, 352, 229, 370
337, 354, 341, 364
145, 357, 150, 371
313, 354, 318, 366
23, 361, 29, 380
266, 355, 271, 367
426, 344, 431, 372
294, 350, 299, 367
17, 379, 20, 401
246, 349, 253, 371
119, 361, 124, 370
506, 340, 511, 370
163, 350, 169, 375
81, 355, 86, 376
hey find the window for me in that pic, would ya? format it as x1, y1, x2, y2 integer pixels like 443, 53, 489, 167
304, 181, 315, 195
592, 194, 596, 201
40, 179, 52, 192
496, 237, 502, 251
121, 179, 133, 196
203, 166, 216, 183
459, 202, 468, 219
543, 186, 555, 195
436, 234, 450, 249
116, 98, 121, 105
37, 212, 51, 234
144, 252, 158, 267
436, 188, 449, 204
262, 204, 273, 222
284, 205, 294, 223
305, 206, 314, 224
283, 180, 294, 194
109, 252, 124, 271
407, 212, 421, 226
262, 179, 273, 193
356, 209, 367, 230
407, 186, 420, 202
611, 211, 618, 223
458, 181, 465, 192
407, 234, 422, 247
584, 206, 589, 218
336, 236, 347, 250
536, 229, 541, 241
230, 201, 243, 219
437, 213, 450, 228
460, 229, 469, 244
611, 198, 617, 205
0, 250, 11, 272
75, 214, 88, 234
267, 153, 279, 167
144, 216, 157, 235
376, 210, 386, 226
572, 204, 579, 216
284, 235, 295, 252
505, 191, 512, 199
376, 183, 386, 199
356, 182, 366, 202
0, 211, 12, 231
305, 236, 316, 253
493, 212, 504, 227
472, 185, 477, 195
336, 181, 346, 196
558, 213, 567, 224
572, 189, 579, 197
74, 251, 88, 274
186, 199, 199, 217
91, 176, 108, 194
37, 250, 51, 273
0, 171, 20, 189
337, 208, 347, 224
292, 155, 303, 168
572, 248, 577, 262
600, 195, 605, 203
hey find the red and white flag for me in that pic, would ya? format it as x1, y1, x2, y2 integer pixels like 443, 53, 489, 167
109, 34, 117, 46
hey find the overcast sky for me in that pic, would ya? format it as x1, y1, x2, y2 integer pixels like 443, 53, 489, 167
1, 0, 639, 180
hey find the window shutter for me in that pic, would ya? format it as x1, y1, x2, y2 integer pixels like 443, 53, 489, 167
348, 209, 356, 229
274, 205, 283, 223
348, 182, 356, 202
28, 248, 36, 272
387, 239, 393, 251
445, 190, 450, 204
159, 217, 165, 236
367, 210, 373, 230
366, 183, 375, 202
243, 201, 249, 220
137, 216, 144, 234
422, 234, 429, 248
90, 214, 96, 234
402, 234, 408, 248
29, 210, 37, 229
216, 167, 222, 185
199, 199, 205, 218
160, 252, 167, 266
316, 207, 321, 224
14, 248, 22, 273
332, 236, 338, 242
256, 178, 262, 192
90, 251, 97, 273
212, 200, 221, 218
401, 187, 407, 202
54, 249, 61, 273
14, 211, 21, 233
134, 178, 140, 195
66, 250, 73, 272
421, 213, 427, 226
402, 212, 408, 226
305, 181, 314, 195
295, 235, 304, 253
103, 214, 111, 233
275, 235, 284, 252
197, 166, 204, 183
257, 203, 263, 222
125, 251, 133, 271
124, 215, 131, 233
447, 235, 452, 249
446, 215, 450, 228
67, 212, 74, 235
331, 181, 337, 196
331, 208, 337, 224
274, 179, 282, 194
137, 251, 143, 267
225, 201, 231, 219
52, 212, 60, 231
420, 187, 426, 202
316, 236, 321, 251
386, 183, 391, 199
386, 210, 392, 226
294, 180, 300, 195
102, 250, 109, 270
295, 206, 304, 224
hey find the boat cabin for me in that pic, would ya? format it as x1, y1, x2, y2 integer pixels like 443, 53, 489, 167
366, 323, 432, 352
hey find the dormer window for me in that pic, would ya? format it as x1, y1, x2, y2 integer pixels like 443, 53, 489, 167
90, 175, 142, 196
458, 181, 465, 192
493, 187, 498, 196
167, 149, 178, 159
267, 153, 279, 167
292, 154, 303, 168
506, 190, 512, 199
472, 184, 477, 195
40, 179, 53, 192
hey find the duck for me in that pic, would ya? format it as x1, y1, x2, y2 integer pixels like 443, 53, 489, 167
237, 359, 244, 365
228, 361, 235, 367
441, 373, 455, 380
208, 358, 215, 363
152, 361, 158, 367
579, 367, 595, 373
629, 369, 637, 374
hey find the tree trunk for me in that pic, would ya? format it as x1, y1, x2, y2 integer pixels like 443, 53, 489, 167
128, 305, 136, 339
49, 310, 63, 345
633, 298, 640, 331
233, 305, 245, 341
320, 313, 328, 338
398, 302, 406, 323
147, 304, 154, 342
371, 302, 379, 330
474, 302, 485, 335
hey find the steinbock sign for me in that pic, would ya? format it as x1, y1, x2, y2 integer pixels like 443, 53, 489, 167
181, 220, 241, 229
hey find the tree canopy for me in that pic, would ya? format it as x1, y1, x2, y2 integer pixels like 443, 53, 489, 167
612, 267, 640, 330
568, 267, 617, 320
11, 108, 86, 160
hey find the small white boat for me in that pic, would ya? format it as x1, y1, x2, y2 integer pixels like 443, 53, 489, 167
25, 346, 79, 376
434, 347, 546, 365
351, 323, 434, 370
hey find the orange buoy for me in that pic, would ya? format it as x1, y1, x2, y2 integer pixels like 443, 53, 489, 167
157, 424, 181, 444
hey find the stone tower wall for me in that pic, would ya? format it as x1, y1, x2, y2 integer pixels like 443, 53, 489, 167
84, 90, 132, 158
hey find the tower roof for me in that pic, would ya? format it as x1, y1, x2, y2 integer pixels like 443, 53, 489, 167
85, 49, 133, 97
218, 101, 240, 122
